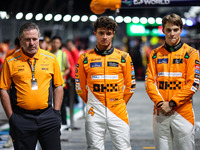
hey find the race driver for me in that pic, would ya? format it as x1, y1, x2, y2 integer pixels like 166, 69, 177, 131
75, 16, 136, 150
145, 13, 200, 150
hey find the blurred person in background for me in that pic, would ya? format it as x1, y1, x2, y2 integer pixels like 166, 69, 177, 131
0, 39, 10, 58
62, 43, 76, 84
66, 39, 80, 65
39, 36, 51, 50
62, 43, 76, 107
2, 37, 20, 148
75, 16, 136, 150
145, 13, 200, 150
6, 37, 20, 57
51, 36, 70, 130
0, 22, 64, 150
129, 38, 143, 80
66, 39, 80, 107
39, 36, 47, 50
0, 39, 10, 72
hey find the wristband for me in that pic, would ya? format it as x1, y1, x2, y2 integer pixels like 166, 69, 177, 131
169, 100, 176, 108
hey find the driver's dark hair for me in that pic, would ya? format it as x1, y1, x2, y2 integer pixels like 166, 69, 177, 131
94, 16, 117, 32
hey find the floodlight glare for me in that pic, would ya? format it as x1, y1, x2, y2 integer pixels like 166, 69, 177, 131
0, 11, 7, 19
35, 13, 43, 21
186, 19, 194, 26
140, 17, 147, 24
182, 18, 186, 25
124, 16, 131, 23
109, 16, 114, 20
89, 15, 97, 22
54, 14, 62, 22
16, 12, 23, 20
45, 14, 53, 21
25, 13, 33, 20
72, 15, 80, 22
132, 17, 139, 24
156, 17, 162, 25
81, 15, 88, 22
148, 17, 155, 24
63, 14, 71, 22
115, 16, 123, 23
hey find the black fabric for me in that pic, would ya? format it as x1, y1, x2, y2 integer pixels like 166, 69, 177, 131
13, 105, 51, 116
9, 107, 61, 150
94, 46, 114, 56
164, 41, 183, 52
10, 81, 17, 107
48, 78, 53, 106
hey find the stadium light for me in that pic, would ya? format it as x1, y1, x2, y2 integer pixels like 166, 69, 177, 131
35, 13, 43, 21
54, 14, 62, 22
25, 13, 33, 20
16, 12, 23, 20
81, 15, 88, 22
63, 14, 71, 22
72, 15, 80, 22
45, 14, 53, 21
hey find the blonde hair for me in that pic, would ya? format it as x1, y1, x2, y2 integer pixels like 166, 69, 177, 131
162, 13, 183, 29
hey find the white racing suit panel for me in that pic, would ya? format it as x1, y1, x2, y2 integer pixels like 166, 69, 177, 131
85, 88, 131, 150
153, 111, 195, 150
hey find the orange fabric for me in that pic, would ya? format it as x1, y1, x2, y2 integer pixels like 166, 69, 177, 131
6, 48, 17, 58
76, 48, 135, 124
0, 48, 64, 110
145, 43, 200, 125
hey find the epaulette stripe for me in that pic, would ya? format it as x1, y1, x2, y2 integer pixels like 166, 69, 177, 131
8, 55, 21, 62
121, 56, 126, 63
152, 52, 157, 59
83, 57, 88, 64
41, 53, 55, 59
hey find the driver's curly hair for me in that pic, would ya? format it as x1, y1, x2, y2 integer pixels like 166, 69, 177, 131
94, 16, 117, 32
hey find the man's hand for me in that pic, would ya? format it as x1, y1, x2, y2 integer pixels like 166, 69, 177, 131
0, 89, 13, 119
158, 101, 175, 116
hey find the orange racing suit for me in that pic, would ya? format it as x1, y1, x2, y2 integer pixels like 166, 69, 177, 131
75, 47, 135, 150
145, 42, 200, 150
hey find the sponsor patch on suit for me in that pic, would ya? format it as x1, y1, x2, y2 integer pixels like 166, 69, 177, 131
90, 62, 102, 68
157, 58, 168, 64
173, 59, 183, 64
107, 62, 119, 67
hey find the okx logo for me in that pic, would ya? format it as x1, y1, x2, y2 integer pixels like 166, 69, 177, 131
93, 84, 118, 92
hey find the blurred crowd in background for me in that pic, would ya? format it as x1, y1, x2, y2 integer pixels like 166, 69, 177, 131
1, 33, 199, 81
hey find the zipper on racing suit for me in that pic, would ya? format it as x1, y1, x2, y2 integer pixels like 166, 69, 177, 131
104, 55, 108, 120
168, 52, 171, 103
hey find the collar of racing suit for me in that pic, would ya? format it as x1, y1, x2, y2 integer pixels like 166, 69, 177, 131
95, 46, 114, 56
164, 41, 183, 52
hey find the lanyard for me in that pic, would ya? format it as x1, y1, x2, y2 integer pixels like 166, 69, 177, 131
27, 59, 36, 80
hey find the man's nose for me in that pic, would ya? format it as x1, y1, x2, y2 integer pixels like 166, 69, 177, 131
170, 31, 175, 35
103, 34, 107, 38
30, 39, 34, 45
